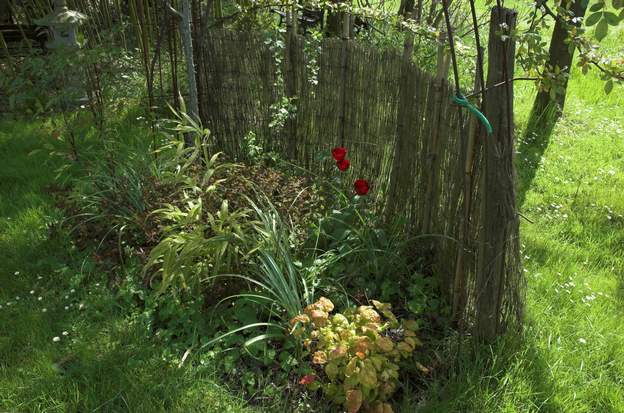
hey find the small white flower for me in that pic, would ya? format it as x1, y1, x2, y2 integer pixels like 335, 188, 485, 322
42, 308, 47, 313
62, 331, 69, 336
579, 338, 587, 344
37, 276, 43, 280
38, 296, 43, 301
64, 306, 69, 310
52, 336, 61, 342
0, 305, 3, 309
15, 296, 20, 301
14, 271, 20, 275
70, 289, 75, 293
78, 303, 85, 310
64, 295, 69, 299
95, 283, 100, 287
30, 290, 35, 294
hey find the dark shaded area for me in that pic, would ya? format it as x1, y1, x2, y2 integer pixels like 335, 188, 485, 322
516, 107, 557, 208
410, 333, 564, 412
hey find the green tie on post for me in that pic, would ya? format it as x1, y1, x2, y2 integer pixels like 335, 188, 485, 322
452, 93, 493, 135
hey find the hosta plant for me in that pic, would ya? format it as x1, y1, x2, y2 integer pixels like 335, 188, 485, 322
291, 298, 420, 413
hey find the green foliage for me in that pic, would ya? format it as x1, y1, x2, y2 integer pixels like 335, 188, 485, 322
201, 196, 316, 349
306, 196, 439, 316
77, 149, 152, 221
515, 0, 624, 96
293, 298, 420, 413
585, 0, 624, 41
0, 119, 257, 413
0, 44, 138, 115
143, 114, 251, 297
145, 195, 252, 296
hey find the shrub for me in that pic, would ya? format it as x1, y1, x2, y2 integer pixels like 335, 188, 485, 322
292, 298, 420, 413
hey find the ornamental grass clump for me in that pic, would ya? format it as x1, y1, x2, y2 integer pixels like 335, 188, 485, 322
291, 297, 420, 413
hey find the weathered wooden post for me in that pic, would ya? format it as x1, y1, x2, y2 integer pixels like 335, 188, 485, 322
475, 6, 521, 342
284, 7, 300, 159
386, 5, 416, 217
337, 12, 351, 149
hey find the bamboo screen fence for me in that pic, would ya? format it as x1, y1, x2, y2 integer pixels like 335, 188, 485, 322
198, 25, 523, 338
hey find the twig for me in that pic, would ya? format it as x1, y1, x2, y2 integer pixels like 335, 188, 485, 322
518, 212, 534, 224
465, 77, 538, 98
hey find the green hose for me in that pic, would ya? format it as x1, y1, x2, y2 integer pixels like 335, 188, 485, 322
452, 94, 493, 135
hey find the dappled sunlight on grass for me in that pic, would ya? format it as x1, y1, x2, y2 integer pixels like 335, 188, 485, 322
0, 122, 255, 413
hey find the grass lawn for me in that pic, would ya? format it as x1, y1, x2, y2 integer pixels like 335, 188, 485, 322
0, 121, 253, 412
407, 20, 624, 412
1, 16, 623, 413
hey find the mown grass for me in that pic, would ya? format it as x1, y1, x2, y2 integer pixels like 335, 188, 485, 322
404, 12, 624, 413
2, 7, 624, 413
0, 119, 254, 412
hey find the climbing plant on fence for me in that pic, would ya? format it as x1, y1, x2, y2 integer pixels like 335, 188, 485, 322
197, 6, 524, 341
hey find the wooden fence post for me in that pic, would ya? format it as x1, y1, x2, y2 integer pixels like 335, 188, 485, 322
284, 8, 299, 159
338, 12, 350, 148
475, 6, 520, 342
386, 7, 415, 217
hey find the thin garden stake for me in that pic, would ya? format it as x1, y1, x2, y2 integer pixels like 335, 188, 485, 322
496, 0, 514, 145
441, 0, 493, 135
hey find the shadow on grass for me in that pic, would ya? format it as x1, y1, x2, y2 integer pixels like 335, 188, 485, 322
0, 120, 252, 413
403, 332, 564, 413
516, 109, 558, 208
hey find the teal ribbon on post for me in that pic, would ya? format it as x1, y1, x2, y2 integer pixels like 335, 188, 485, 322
452, 93, 493, 135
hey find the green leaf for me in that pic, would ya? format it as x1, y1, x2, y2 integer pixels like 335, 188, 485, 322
585, 12, 603, 26
549, 87, 558, 101
595, 19, 609, 40
603, 11, 621, 25
590, 1, 605, 11
604, 80, 614, 94
614, 0, 624, 9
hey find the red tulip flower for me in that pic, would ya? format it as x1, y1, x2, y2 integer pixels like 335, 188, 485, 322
331, 147, 347, 162
299, 374, 317, 385
354, 179, 370, 195
336, 159, 350, 171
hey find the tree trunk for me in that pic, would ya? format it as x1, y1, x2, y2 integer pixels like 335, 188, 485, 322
527, 0, 588, 137
475, 6, 519, 343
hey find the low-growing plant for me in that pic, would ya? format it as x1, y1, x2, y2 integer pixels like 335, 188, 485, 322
66, 136, 157, 252
200, 196, 317, 350
292, 298, 420, 413
144, 194, 252, 296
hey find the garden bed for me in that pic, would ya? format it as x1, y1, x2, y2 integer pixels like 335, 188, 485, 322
45, 114, 444, 412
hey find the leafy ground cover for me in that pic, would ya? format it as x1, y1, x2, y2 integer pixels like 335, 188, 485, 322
3, 73, 623, 412
0, 119, 257, 413
0, 107, 434, 412
1, 8, 623, 413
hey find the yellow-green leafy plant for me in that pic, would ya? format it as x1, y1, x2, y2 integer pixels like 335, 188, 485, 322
291, 298, 420, 413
